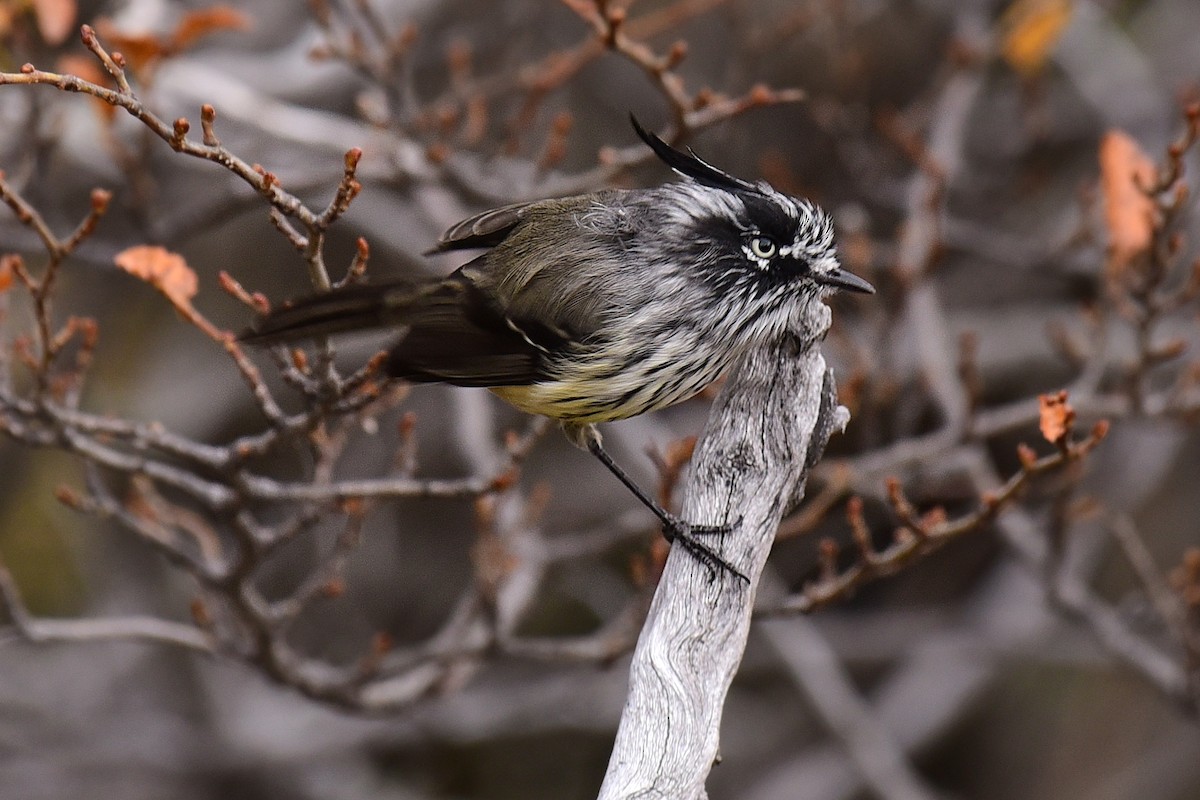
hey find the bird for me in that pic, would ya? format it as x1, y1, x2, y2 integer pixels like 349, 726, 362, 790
242, 116, 874, 581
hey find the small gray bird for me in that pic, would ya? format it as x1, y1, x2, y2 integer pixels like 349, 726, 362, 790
244, 117, 874, 580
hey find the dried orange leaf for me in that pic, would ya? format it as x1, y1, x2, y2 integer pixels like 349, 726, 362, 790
1000, 0, 1074, 77
94, 7, 249, 69
1038, 390, 1075, 445
0, 258, 12, 293
1100, 130, 1158, 270
94, 22, 170, 69
172, 6, 251, 51
54, 54, 118, 120
32, 0, 76, 45
54, 53, 101, 79
114, 245, 198, 310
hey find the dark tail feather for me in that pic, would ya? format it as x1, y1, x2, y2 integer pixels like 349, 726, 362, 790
240, 270, 547, 388
240, 283, 417, 345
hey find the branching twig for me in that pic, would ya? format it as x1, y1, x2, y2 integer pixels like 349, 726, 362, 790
775, 406, 1109, 615
0, 27, 364, 292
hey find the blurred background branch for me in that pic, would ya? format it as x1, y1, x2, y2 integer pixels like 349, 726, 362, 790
0, 0, 1198, 798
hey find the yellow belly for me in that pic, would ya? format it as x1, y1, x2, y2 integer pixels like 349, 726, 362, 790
490, 383, 632, 424
489, 338, 730, 425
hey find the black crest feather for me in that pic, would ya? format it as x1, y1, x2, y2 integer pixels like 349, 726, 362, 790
630, 114, 761, 195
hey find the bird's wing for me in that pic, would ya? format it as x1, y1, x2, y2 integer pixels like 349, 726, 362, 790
426, 200, 539, 253
478, 195, 639, 346
385, 261, 563, 387
246, 192, 633, 387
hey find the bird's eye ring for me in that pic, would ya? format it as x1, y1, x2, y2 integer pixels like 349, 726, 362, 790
749, 236, 777, 260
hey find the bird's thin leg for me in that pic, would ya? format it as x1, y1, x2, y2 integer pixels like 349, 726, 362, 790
585, 435, 747, 583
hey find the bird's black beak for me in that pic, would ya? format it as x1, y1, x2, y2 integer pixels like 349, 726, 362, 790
819, 267, 875, 294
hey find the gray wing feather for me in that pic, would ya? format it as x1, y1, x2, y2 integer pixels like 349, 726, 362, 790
464, 194, 639, 344
427, 201, 537, 253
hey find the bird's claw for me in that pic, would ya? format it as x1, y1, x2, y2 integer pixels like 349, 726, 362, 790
661, 515, 748, 584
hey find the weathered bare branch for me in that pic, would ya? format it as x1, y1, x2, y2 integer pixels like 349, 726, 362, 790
599, 306, 843, 798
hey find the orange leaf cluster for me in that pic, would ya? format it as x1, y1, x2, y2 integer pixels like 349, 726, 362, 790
95, 7, 251, 71
999, 0, 1074, 78
1038, 390, 1075, 445
1100, 130, 1158, 272
172, 7, 249, 50
113, 245, 198, 312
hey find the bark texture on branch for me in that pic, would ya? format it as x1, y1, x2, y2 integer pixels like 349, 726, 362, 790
599, 307, 845, 799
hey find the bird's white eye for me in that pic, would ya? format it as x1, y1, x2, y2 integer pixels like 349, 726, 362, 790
749, 236, 777, 260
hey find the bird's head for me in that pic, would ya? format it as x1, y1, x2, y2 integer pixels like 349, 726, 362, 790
631, 116, 874, 301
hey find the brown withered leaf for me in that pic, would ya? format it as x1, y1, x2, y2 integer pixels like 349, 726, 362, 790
1100, 130, 1158, 270
95, 7, 250, 70
54, 54, 118, 120
114, 245, 198, 311
32, 0, 76, 45
93, 21, 170, 69
999, 0, 1074, 78
55, 53, 107, 85
1038, 390, 1075, 445
172, 6, 251, 50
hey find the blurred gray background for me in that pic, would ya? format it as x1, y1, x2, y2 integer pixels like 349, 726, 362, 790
1, 0, 1199, 798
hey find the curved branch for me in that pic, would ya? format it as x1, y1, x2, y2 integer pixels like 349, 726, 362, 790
599, 306, 842, 799
0, 559, 214, 652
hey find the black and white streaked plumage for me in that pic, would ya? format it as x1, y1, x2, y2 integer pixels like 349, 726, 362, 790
244, 116, 873, 580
